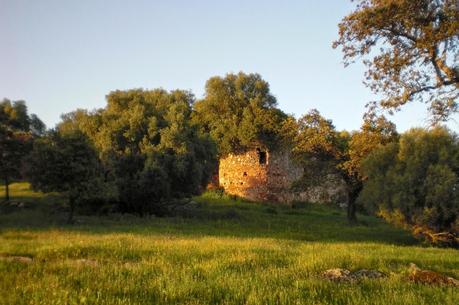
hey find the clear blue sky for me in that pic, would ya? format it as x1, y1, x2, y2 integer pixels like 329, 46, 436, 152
1, 0, 458, 131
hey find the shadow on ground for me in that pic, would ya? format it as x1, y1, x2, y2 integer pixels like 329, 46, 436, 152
0, 191, 418, 247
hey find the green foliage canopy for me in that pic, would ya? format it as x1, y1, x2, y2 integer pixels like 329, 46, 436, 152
58, 89, 217, 215
291, 109, 398, 222
359, 127, 459, 234
26, 131, 100, 222
193, 72, 288, 155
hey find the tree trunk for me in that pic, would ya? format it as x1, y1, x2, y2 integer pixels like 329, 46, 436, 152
67, 197, 75, 224
4, 176, 9, 202
347, 185, 362, 224
347, 198, 357, 224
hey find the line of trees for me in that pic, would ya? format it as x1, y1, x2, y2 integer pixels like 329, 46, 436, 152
288, 108, 458, 246
28, 89, 217, 221
1, 72, 457, 246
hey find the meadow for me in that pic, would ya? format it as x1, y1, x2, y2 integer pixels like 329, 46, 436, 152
0, 183, 457, 305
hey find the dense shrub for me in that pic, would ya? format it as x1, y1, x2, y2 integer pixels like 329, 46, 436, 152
359, 127, 459, 244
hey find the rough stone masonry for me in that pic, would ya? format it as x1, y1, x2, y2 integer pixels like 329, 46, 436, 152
218, 146, 347, 204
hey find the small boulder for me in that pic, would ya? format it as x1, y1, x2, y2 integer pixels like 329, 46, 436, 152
322, 268, 351, 281
322, 268, 386, 282
351, 269, 386, 279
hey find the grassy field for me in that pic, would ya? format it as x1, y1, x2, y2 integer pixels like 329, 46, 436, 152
0, 183, 458, 305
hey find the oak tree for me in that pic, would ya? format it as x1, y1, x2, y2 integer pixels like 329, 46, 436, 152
334, 0, 459, 123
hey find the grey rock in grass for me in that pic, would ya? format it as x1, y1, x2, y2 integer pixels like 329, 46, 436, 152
322, 268, 352, 281
351, 269, 386, 279
322, 268, 386, 282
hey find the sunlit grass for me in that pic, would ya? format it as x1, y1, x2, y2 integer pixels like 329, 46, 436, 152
0, 183, 458, 304
0, 182, 45, 200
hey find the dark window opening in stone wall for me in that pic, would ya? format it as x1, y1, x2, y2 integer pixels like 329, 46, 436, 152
257, 149, 267, 165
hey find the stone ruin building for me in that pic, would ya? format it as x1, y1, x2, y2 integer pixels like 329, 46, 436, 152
217, 146, 347, 204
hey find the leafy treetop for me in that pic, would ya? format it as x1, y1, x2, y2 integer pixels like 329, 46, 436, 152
334, 0, 459, 123
193, 72, 288, 156
359, 126, 459, 239
291, 109, 398, 222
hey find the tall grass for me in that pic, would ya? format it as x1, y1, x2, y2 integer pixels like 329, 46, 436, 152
0, 183, 458, 305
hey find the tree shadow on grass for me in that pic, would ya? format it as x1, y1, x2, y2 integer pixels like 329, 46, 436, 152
0, 196, 419, 247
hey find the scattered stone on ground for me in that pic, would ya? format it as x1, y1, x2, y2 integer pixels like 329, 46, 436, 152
75, 259, 98, 267
0, 255, 33, 263
351, 269, 386, 279
408, 263, 459, 286
322, 268, 351, 282
322, 268, 386, 282
323, 264, 459, 286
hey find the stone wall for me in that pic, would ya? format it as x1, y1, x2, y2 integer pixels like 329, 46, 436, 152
218, 147, 347, 204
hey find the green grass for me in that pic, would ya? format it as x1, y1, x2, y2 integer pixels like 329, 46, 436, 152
0, 182, 458, 305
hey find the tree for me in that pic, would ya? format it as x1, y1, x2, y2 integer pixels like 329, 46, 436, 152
343, 112, 399, 180
334, 0, 459, 123
0, 126, 31, 201
0, 99, 44, 201
291, 110, 357, 221
342, 113, 398, 221
0, 99, 30, 131
58, 89, 217, 215
359, 127, 459, 245
26, 131, 100, 223
292, 109, 397, 223
193, 72, 288, 155
29, 114, 47, 136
